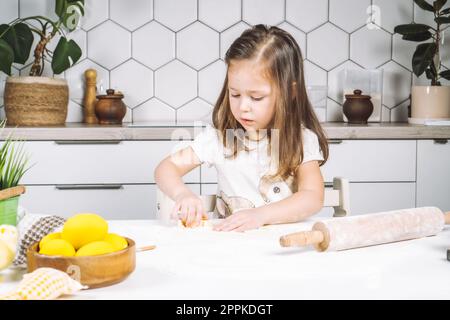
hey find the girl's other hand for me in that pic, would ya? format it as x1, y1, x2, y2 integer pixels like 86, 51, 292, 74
213, 208, 266, 232
171, 191, 207, 227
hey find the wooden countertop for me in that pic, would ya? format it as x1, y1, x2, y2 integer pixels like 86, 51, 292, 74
0, 122, 449, 140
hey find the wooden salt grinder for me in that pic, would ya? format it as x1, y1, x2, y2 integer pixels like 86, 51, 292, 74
84, 69, 98, 124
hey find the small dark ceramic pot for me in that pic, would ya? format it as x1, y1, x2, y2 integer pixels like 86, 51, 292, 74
95, 89, 126, 125
343, 89, 374, 124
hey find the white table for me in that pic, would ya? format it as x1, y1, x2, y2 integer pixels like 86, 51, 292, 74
1, 219, 449, 300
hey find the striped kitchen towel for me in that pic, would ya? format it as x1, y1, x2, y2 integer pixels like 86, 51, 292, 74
13, 209, 65, 268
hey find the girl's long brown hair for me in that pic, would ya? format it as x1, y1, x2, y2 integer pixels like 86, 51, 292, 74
212, 24, 329, 182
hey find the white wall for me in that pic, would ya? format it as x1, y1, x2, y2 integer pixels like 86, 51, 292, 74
1, 0, 448, 123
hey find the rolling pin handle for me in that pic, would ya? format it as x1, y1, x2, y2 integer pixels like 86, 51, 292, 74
444, 212, 450, 225
279, 230, 324, 247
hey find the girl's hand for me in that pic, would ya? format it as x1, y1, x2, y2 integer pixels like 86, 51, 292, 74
172, 191, 207, 227
213, 208, 267, 232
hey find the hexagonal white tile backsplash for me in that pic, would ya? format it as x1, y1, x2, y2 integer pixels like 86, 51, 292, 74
1, 0, 449, 123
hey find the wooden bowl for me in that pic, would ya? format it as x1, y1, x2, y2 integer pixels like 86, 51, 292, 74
26, 237, 136, 289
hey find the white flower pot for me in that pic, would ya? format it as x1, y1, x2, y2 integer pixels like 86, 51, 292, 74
408, 85, 450, 124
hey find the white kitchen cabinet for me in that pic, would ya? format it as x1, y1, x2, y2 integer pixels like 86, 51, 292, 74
318, 182, 415, 217
201, 182, 415, 218
338, 182, 416, 215
20, 184, 201, 220
417, 139, 450, 211
21, 140, 199, 184
320, 140, 416, 182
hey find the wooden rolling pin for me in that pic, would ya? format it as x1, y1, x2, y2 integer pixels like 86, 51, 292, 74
280, 207, 450, 252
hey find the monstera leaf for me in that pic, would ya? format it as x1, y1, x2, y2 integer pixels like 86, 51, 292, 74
51, 36, 82, 74
0, 0, 86, 77
0, 39, 14, 75
0, 23, 33, 64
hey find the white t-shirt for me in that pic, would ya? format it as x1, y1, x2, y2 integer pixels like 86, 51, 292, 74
189, 125, 324, 217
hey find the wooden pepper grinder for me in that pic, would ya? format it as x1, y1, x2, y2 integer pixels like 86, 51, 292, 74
83, 69, 98, 124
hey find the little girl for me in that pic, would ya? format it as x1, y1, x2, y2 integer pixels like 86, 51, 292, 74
155, 24, 329, 232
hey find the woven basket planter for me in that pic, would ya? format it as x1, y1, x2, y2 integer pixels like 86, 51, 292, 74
4, 76, 68, 126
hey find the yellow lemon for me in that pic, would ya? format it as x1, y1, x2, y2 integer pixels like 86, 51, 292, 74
0, 225, 18, 252
104, 233, 128, 252
0, 240, 14, 270
39, 232, 61, 250
39, 239, 76, 257
0, 225, 17, 270
62, 213, 108, 249
75, 241, 114, 257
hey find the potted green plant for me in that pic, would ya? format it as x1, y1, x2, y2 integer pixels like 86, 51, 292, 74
0, 120, 31, 226
394, 0, 450, 123
0, 0, 85, 126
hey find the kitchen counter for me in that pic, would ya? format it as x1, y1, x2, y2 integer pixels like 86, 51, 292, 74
1, 219, 449, 300
0, 122, 449, 141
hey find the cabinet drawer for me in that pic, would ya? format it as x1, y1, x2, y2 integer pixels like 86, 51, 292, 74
202, 182, 415, 217
20, 141, 200, 184
201, 140, 417, 183
417, 139, 450, 211
321, 140, 416, 182
20, 184, 200, 219
317, 182, 416, 217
